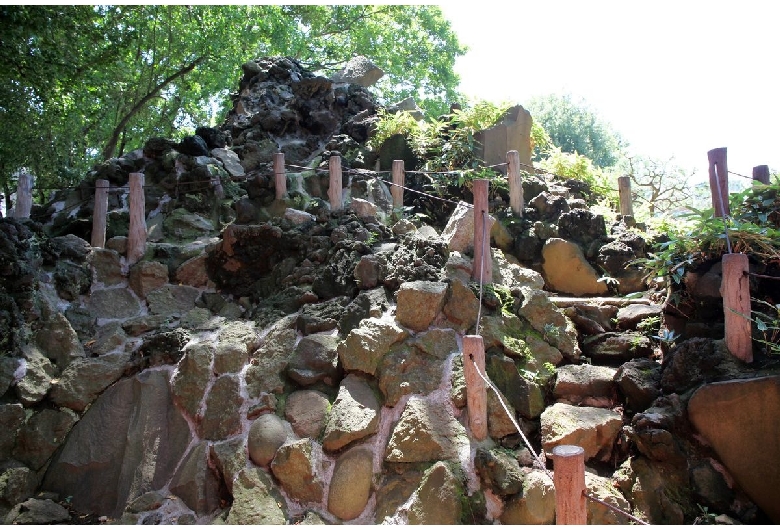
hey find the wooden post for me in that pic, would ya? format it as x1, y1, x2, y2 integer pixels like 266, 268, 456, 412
506, 150, 524, 215
753, 165, 770, 186
391, 159, 404, 212
472, 179, 492, 284
13, 173, 33, 219
274, 152, 286, 200
552, 445, 586, 525
211, 173, 225, 200
618, 175, 634, 217
328, 155, 342, 210
126, 173, 146, 265
91, 179, 109, 248
462, 335, 487, 441
722, 253, 752, 362
707, 148, 729, 217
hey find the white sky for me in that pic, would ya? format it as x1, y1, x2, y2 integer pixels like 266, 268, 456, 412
439, 1, 779, 183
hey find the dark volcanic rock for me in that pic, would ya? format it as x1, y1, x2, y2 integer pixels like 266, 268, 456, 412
557, 209, 607, 255
207, 223, 307, 297
660, 338, 745, 395
224, 56, 377, 168
176, 135, 210, 156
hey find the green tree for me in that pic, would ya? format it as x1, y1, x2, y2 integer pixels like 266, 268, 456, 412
0, 5, 464, 202
526, 93, 624, 168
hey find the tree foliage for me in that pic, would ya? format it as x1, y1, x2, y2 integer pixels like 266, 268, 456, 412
527, 93, 624, 168
0, 5, 464, 198
616, 155, 693, 217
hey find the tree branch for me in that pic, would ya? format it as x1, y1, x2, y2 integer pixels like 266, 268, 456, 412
102, 55, 205, 160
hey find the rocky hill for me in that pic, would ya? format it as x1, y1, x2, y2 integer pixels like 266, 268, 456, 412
1, 56, 778, 525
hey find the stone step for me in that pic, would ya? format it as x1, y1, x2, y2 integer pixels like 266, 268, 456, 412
550, 296, 653, 308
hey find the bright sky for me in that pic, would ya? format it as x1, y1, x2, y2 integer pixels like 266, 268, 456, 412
439, 1, 779, 183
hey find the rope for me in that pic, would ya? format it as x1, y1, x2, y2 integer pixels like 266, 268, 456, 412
377, 176, 472, 209
470, 357, 547, 470
748, 272, 780, 280
728, 170, 757, 181
583, 491, 649, 525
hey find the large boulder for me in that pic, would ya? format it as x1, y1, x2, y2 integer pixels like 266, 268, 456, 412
49, 353, 130, 412
385, 396, 468, 463
13, 408, 77, 472
442, 278, 479, 332
226, 468, 287, 525
407, 461, 464, 524
34, 310, 86, 370
322, 374, 381, 452
486, 352, 545, 419
4, 498, 70, 525
516, 287, 580, 361
500, 470, 555, 524
540, 403, 622, 462
337, 317, 408, 376
146, 284, 200, 316
168, 441, 222, 515
245, 319, 297, 396
328, 445, 374, 520
128, 261, 168, 299
474, 447, 524, 496
332, 55, 384, 87
553, 364, 618, 408
42, 370, 192, 517
395, 281, 448, 331
688, 376, 780, 523
378, 342, 446, 407
542, 238, 609, 296
287, 333, 340, 386
614, 358, 661, 412
200, 374, 243, 440
171, 342, 214, 419
285, 389, 330, 439
15, 346, 57, 406
270, 438, 326, 504
248, 414, 290, 467
582, 332, 653, 364
88, 287, 142, 320
614, 457, 690, 524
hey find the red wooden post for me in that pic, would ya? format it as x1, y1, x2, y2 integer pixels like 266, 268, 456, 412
618, 176, 634, 217
472, 179, 492, 284
13, 173, 33, 219
506, 150, 524, 215
91, 179, 109, 248
707, 148, 729, 217
126, 173, 146, 265
753, 165, 770, 186
722, 253, 752, 362
328, 155, 343, 210
462, 335, 487, 440
552, 445, 587, 525
391, 159, 404, 213
274, 152, 286, 200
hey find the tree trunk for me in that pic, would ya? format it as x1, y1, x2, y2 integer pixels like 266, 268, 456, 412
101, 56, 204, 160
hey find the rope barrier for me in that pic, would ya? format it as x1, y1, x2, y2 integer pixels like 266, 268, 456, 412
748, 272, 780, 281
468, 357, 649, 525
728, 170, 756, 181
376, 176, 472, 209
